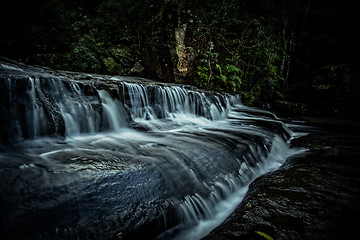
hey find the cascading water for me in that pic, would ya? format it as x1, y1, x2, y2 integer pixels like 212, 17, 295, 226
0, 62, 304, 240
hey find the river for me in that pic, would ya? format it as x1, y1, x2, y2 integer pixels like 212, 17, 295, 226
0, 61, 305, 240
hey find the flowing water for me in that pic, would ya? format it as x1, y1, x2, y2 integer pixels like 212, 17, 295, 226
0, 62, 304, 240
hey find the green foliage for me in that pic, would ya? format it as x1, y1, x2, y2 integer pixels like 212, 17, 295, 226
103, 57, 119, 74
196, 65, 211, 88
70, 31, 103, 73
7, 0, 306, 103
194, 51, 218, 89
189, 0, 289, 102
104, 45, 134, 75
255, 231, 274, 240
216, 64, 243, 92
195, 55, 243, 92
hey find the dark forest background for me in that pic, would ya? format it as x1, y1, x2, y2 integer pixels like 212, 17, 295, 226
1, 0, 359, 119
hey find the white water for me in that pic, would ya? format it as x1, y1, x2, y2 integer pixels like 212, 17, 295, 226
0, 63, 25, 72
0, 73, 305, 240
82, 84, 304, 240
157, 134, 304, 240
98, 90, 127, 131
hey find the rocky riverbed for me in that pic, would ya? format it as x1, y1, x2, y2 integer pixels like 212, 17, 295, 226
202, 120, 360, 240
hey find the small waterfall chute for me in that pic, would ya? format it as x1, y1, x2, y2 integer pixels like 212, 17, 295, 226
98, 90, 127, 132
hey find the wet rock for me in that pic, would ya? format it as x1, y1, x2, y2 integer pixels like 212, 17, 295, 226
271, 100, 307, 117
255, 89, 307, 117
258, 89, 287, 103
202, 127, 360, 240
1, 58, 300, 240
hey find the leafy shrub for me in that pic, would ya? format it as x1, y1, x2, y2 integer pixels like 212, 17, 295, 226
70, 32, 103, 73
216, 64, 243, 92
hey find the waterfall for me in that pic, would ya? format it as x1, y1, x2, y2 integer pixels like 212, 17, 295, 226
98, 90, 127, 132
0, 75, 216, 141
0, 62, 304, 240
0, 73, 237, 143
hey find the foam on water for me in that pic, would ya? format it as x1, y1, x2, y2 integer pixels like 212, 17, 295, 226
156, 135, 304, 240
0, 73, 306, 240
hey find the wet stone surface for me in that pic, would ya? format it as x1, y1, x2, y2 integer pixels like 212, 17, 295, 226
202, 124, 360, 240
2, 59, 359, 240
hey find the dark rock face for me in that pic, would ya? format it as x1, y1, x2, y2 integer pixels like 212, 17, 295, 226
202, 124, 360, 240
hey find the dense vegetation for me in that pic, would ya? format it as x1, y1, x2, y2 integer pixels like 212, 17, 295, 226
1, 0, 359, 116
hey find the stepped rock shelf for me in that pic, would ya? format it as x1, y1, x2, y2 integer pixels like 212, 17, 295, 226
1, 60, 306, 240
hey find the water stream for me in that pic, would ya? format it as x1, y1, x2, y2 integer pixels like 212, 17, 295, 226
0, 62, 304, 240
